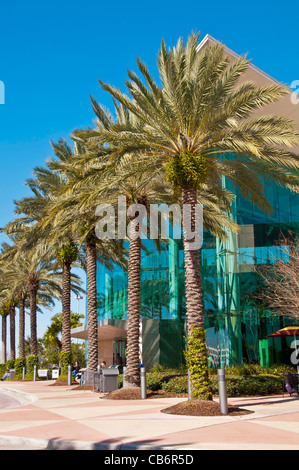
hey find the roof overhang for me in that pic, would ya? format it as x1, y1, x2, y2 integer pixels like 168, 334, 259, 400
71, 319, 127, 341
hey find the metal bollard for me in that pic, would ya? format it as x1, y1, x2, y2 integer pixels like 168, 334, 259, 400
68, 365, 72, 385
33, 365, 37, 381
217, 368, 228, 415
188, 369, 191, 400
22, 367, 25, 381
122, 366, 126, 388
140, 367, 147, 399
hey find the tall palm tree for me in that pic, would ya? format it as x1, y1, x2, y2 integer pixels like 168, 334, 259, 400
43, 140, 126, 372
8, 299, 17, 361
0, 302, 9, 363
72, 100, 239, 387
94, 33, 299, 399
0, 237, 81, 357
57, 241, 79, 353
2, 157, 83, 356
18, 288, 27, 359
94, 163, 176, 386
0, 242, 28, 360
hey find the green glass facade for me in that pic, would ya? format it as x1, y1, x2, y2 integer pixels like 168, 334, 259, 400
94, 180, 299, 369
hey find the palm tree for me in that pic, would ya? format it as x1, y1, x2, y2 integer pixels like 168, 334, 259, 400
96, 164, 176, 386
43, 139, 126, 372
2, 157, 84, 356
0, 302, 9, 363
0, 242, 28, 360
72, 100, 239, 387
8, 299, 17, 361
94, 33, 299, 399
0, 236, 81, 357
57, 241, 79, 353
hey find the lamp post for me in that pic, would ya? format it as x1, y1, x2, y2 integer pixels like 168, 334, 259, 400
74, 295, 83, 315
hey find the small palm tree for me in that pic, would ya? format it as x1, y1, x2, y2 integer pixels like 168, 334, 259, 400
95, 33, 299, 399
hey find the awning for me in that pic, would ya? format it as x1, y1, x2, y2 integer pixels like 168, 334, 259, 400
71, 319, 127, 341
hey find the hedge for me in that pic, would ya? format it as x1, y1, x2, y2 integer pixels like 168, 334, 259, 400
144, 364, 290, 396
160, 374, 283, 396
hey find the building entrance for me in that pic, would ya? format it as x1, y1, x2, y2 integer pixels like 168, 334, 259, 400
113, 340, 126, 367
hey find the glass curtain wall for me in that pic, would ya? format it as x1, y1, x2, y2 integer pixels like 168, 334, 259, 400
95, 179, 299, 369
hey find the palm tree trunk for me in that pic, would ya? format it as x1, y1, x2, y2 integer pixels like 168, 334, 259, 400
182, 186, 212, 400
1, 315, 7, 363
29, 288, 38, 356
18, 292, 25, 358
86, 241, 98, 371
182, 187, 205, 332
125, 221, 142, 387
10, 306, 16, 361
62, 261, 71, 353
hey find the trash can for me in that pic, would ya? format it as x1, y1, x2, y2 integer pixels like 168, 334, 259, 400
52, 368, 60, 379
9, 369, 15, 381
101, 368, 119, 393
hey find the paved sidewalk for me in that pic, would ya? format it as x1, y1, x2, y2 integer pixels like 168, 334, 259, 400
0, 380, 298, 450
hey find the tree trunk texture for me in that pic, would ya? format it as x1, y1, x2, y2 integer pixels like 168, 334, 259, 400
86, 241, 98, 371
182, 186, 211, 400
125, 220, 142, 387
62, 262, 71, 353
10, 306, 15, 361
1, 315, 7, 363
182, 186, 205, 333
18, 292, 25, 358
29, 288, 38, 356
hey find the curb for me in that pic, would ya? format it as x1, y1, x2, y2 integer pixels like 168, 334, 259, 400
0, 387, 37, 407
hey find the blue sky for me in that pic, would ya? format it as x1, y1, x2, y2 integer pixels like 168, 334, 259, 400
1, 0, 299, 344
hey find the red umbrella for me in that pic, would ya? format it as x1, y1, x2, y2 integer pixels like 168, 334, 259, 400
265, 325, 299, 338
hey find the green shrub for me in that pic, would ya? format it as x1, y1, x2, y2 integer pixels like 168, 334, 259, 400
223, 363, 293, 377
0, 363, 6, 377
117, 364, 287, 396
14, 357, 26, 380
26, 355, 38, 380
146, 373, 167, 391
210, 374, 283, 396
155, 371, 283, 396
162, 376, 188, 394
5, 359, 15, 370
60, 351, 72, 375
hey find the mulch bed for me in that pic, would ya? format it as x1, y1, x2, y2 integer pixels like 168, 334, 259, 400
103, 388, 253, 416
51, 382, 253, 416
161, 399, 253, 416
105, 387, 187, 400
